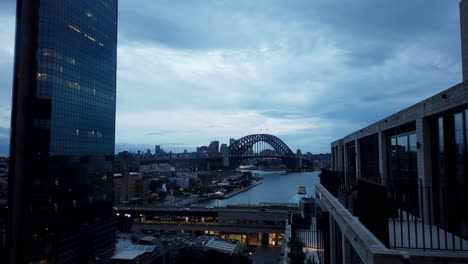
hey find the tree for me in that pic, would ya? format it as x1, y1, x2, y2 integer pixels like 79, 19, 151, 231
288, 238, 305, 264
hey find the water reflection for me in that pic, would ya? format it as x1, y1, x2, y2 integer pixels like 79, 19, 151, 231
194, 171, 320, 207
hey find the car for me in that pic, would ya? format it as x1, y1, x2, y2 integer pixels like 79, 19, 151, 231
204, 206, 214, 210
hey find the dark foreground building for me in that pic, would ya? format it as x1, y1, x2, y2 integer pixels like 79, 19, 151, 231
8, 0, 117, 263
312, 1, 468, 263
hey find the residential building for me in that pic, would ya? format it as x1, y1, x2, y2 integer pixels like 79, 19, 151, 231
461, 0, 468, 81
7, 0, 118, 263
113, 172, 145, 204
314, 2, 468, 263
208, 140, 220, 157
317, 82, 468, 263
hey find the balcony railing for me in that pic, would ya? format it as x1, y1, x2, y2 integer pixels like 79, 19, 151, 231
319, 169, 468, 252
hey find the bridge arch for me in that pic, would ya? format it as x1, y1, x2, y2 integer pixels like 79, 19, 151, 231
229, 134, 294, 157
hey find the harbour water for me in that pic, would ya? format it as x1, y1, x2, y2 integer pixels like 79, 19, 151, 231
194, 170, 320, 207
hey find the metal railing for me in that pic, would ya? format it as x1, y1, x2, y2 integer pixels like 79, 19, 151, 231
320, 170, 468, 252
387, 183, 468, 252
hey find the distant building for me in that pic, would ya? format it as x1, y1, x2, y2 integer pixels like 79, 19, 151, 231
155, 145, 163, 155
208, 140, 220, 157
140, 163, 175, 174
229, 138, 236, 146
168, 176, 190, 189
220, 144, 229, 155
113, 172, 145, 204
197, 145, 208, 154
7, 0, 117, 263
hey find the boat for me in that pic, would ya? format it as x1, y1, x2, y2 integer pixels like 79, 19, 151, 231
297, 186, 307, 195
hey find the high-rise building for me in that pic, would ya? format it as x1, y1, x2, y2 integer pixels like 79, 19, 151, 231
461, 0, 468, 81
8, 1, 118, 263
208, 140, 220, 157
155, 145, 162, 155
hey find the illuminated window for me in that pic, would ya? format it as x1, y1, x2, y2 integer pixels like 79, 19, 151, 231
85, 11, 93, 17
68, 24, 81, 33
97, 131, 102, 138
84, 34, 96, 42
75, 129, 80, 136
40, 48, 58, 58
36, 73, 48, 80
67, 57, 76, 65
92, 89, 96, 95
68, 82, 80, 90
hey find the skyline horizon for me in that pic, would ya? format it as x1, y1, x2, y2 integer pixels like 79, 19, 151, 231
0, 1, 463, 156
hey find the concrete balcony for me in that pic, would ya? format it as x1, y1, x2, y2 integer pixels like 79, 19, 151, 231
315, 183, 468, 264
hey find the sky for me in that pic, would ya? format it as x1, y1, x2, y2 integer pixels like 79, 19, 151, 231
0, 0, 463, 155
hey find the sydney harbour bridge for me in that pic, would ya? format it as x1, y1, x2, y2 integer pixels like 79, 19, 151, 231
140, 134, 304, 170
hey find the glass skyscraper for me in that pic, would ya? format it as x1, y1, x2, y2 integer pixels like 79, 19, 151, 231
8, 0, 117, 263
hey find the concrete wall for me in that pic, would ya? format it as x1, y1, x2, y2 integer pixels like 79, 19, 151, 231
331, 82, 468, 185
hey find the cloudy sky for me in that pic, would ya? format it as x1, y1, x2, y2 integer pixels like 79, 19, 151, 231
0, 0, 463, 155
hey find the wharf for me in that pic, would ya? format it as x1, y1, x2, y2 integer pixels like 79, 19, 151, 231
223, 181, 262, 199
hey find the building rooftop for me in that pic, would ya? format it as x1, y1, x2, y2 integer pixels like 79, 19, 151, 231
111, 244, 156, 260
204, 238, 240, 255
111, 250, 145, 260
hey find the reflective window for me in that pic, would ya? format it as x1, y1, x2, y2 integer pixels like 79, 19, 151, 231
389, 131, 418, 188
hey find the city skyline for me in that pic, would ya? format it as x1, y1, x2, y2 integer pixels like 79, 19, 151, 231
0, 0, 463, 154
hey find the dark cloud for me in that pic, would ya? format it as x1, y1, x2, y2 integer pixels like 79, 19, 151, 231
261, 111, 306, 120
119, 10, 189, 48
0, 0, 463, 153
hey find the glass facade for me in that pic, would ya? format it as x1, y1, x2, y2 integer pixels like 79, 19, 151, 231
9, 0, 117, 263
387, 123, 418, 188
432, 109, 468, 238
358, 134, 380, 183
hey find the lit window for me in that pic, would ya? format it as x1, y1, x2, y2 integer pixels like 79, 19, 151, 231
69, 82, 80, 90
40, 48, 57, 58
68, 25, 81, 33
84, 34, 96, 42
85, 11, 93, 17
42, 49, 50, 56
92, 89, 96, 95
55, 178, 59, 186
67, 57, 76, 65
75, 129, 80, 136
36, 73, 48, 80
